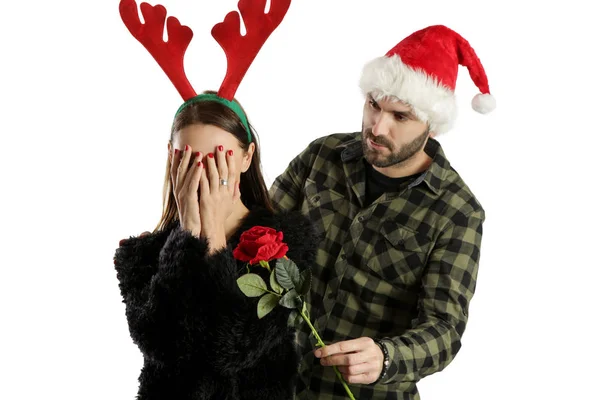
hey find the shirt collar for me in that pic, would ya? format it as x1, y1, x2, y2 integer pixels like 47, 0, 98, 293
337, 133, 450, 195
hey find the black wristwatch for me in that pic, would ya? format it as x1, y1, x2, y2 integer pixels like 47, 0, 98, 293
370, 338, 391, 385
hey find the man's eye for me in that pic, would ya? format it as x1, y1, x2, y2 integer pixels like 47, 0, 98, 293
369, 100, 379, 109
394, 114, 405, 121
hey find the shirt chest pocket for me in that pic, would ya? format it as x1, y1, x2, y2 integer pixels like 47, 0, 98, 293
301, 179, 348, 238
366, 222, 431, 285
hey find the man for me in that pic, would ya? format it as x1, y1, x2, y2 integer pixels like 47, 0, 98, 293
269, 25, 495, 399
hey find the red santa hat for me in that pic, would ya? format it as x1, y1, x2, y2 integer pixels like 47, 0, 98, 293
359, 25, 495, 135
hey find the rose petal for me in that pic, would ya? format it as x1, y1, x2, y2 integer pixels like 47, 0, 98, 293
251, 243, 276, 264
273, 243, 289, 259
233, 246, 252, 262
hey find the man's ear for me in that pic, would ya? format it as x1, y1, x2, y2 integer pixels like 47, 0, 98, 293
426, 123, 436, 138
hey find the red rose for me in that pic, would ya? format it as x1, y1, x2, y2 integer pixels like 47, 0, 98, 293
233, 226, 289, 265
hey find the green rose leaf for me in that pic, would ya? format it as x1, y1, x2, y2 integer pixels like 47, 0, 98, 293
236, 273, 268, 297
275, 258, 300, 290
279, 289, 302, 309
297, 269, 312, 296
270, 269, 284, 294
257, 293, 279, 319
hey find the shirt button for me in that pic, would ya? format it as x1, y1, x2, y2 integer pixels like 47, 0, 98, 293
340, 254, 346, 260
358, 216, 365, 222
327, 292, 336, 300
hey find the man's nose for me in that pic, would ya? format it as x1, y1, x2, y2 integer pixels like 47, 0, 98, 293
372, 113, 392, 136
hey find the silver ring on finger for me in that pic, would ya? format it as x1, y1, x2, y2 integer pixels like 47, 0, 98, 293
219, 178, 228, 186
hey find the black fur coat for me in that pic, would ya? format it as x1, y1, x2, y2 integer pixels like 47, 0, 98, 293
114, 207, 319, 400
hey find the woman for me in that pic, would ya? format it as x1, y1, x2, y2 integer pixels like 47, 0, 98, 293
115, 1, 315, 396
114, 91, 319, 399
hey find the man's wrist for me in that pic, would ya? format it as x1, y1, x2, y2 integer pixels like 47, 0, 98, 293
370, 338, 391, 385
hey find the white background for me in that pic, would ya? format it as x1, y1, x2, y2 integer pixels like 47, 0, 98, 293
1, 0, 598, 399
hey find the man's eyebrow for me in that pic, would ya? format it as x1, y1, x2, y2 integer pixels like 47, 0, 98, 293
393, 110, 418, 120
369, 95, 418, 120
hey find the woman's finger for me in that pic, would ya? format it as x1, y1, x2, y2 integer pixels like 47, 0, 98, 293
226, 149, 237, 196
177, 145, 192, 193
189, 155, 203, 198
215, 145, 229, 190
199, 157, 211, 199
182, 151, 202, 193
205, 152, 219, 193
170, 148, 181, 196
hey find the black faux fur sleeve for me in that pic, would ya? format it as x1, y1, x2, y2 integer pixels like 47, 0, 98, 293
115, 227, 231, 364
157, 228, 245, 303
114, 232, 165, 307
114, 228, 184, 363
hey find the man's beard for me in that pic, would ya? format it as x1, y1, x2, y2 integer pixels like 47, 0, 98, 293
362, 126, 430, 168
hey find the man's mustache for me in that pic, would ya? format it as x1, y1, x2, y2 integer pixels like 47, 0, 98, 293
364, 129, 391, 148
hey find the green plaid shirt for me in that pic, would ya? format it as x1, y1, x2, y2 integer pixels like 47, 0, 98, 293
269, 133, 485, 400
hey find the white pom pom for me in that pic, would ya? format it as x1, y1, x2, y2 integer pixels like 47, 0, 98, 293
472, 93, 496, 114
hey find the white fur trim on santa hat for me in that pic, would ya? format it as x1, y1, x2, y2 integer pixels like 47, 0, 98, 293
359, 55, 457, 135
471, 93, 496, 114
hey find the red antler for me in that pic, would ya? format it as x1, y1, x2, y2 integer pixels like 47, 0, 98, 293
119, 0, 196, 100
212, 0, 292, 100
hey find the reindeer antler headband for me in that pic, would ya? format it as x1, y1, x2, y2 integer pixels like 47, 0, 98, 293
119, 0, 292, 142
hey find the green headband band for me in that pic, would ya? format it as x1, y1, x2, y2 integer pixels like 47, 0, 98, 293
173, 93, 252, 143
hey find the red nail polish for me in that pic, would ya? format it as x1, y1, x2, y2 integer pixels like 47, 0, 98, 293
197, 161, 202, 167
185, 145, 189, 151
208, 153, 214, 158
218, 145, 224, 152
174, 149, 180, 154
119, 239, 126, 246
227, 150, 233, 156
195, 152, 200, 157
